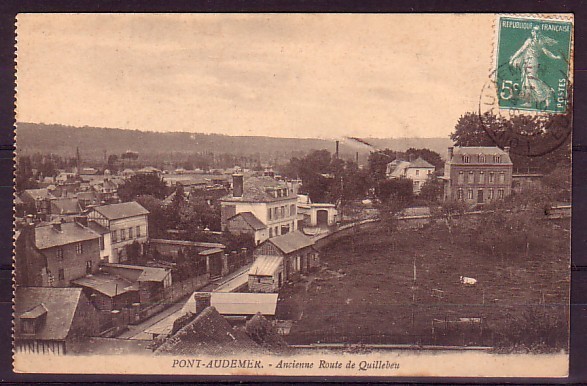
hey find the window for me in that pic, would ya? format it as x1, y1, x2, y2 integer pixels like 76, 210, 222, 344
86, 260, 93, 274
488, 189, 494, 200
457, 189, 464, 200
274, 207, 279, 219
275, 226, 279, 236
427, 170, 432, 175
111, 230, 118, 243
479, 155, 486, 163
467, 189, 474, 200
463, 155, 470, 163
489, 172, 495, 183
99, 236, 104, 251
494, 155, 501, 163
136, 226, 141, 237
479, 171, 485, 184
468, 171, 474, 184
281, 206, 285, 218
415, 181, 420, 188
498, 189, 505, 199
415, 170, 420, 176
128, 227, 133, 239
290, 204, 296, 216
76, 242, 83, 254
58, 268, 65, 281
458, 171, 464, 184
499, 172, 505, 183
56, 247, 64, 260
21, 319, 36, 334
120, 229, 126, 241
268, 208, 272, 221
269, 228, 273, 237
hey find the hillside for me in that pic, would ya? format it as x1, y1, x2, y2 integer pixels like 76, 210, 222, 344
15, 122, 453, 162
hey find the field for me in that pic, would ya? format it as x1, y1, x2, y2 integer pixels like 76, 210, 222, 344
276, 217, 570, 351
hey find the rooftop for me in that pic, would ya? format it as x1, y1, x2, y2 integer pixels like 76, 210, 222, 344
155, 306, 258, 355
21, 188, 54, 201
150, 238, 226, 249
185, 292, 279, 316
409, 156, 435, 169
449, 146, 513, 165
72, 274, 138, 297
221, 176, 296, 203
228, 212, 267, 231
50, 198, 82, 215
267, 231, 315, 255
35, 222, 100, 250
92, 201, 149, 220
249, 255, 283, 277
14, 287, 84, 341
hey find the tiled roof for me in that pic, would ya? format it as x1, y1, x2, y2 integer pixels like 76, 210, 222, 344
138, 267, 170, 282
228, 212, 267, 231
154, 306, 258, 355
267, 231, 315, 255
35, 222, 100, 250
449, 146, 513, 165
409, 156, 435, 169
198, 248, 224, 256
221, 176, 296, 203
150, 239, 226, 249
245, 313, 288, 349
185, 292, 279, 316
22, 188, 54, 201
72, 274, 138, 297
87, 220, 109, 235
50, 198, 82, 215
14, 287, 83, 340
93, 201, 149, 220
387, 160, 411, 178
249, 255, 283, 277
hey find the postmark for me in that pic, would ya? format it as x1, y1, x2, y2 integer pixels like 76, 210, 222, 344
478, 15, 573, 157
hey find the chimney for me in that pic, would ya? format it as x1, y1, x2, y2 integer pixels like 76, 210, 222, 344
194, 292, 211, 315
335, 141, 340, 159
232, 174, 244, 198
291, 179, 301, 195
52, 221, 62, 232
504, 146, 510, 154
448, 147, 454, 160
409, 153, 415, 163
356, 152, 359, 165
74, 215, 88, 227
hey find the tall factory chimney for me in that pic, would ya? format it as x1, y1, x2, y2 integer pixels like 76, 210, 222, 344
335, 140, 340, 159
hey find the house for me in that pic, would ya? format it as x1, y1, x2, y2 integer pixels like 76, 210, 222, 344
102, 263, 172, 306
185, 292, 278, 321
249, 231, 319, 292
146, 292, 281, 340
225, 212, 269, 245
154, 293, 259, 355
19, 188, 55, 217
442, 146, 513, 205
14, 287, 101, 355
386, 155, 435, 194
220, 175, 300, 244
87, 220, 112, 262
71, 273, 139, 314
148, 239, 226, 278
49, 197, 82, 220
87, 201, 149, 263
296, 194, 338, 228
15, 220, 102, 287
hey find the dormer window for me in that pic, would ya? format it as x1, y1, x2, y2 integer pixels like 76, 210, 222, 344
19, 303, 48, 335
463, 155, 470, 163
479, 155, 486, 163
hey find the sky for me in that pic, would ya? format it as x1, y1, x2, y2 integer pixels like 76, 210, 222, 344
16, 14, 494, 139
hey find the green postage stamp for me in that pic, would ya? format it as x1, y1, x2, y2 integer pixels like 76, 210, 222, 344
495, 16, 573, 113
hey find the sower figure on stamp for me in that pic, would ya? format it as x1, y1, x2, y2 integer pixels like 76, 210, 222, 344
508, 25, 562, 109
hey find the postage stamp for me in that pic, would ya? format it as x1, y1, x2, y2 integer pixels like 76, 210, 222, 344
13, 13, 572, 379
495, 16, 573, 114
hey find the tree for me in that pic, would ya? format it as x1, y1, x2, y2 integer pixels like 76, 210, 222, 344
419, 178, 443, 202
405, 148, 444, 170
375, 178, 413, 204
135, 195, 170, 238
450, 112, 495, 147
118, 173, 168, 201
433, 200, 467, 245
368, 149, 397, 182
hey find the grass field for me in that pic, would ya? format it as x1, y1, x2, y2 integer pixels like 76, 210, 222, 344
277, 217, 570, 351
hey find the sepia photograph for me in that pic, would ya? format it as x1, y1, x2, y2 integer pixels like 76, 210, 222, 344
13, 13, 572, 377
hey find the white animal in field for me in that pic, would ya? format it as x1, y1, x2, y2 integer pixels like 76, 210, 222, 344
460, 276, 477, 285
